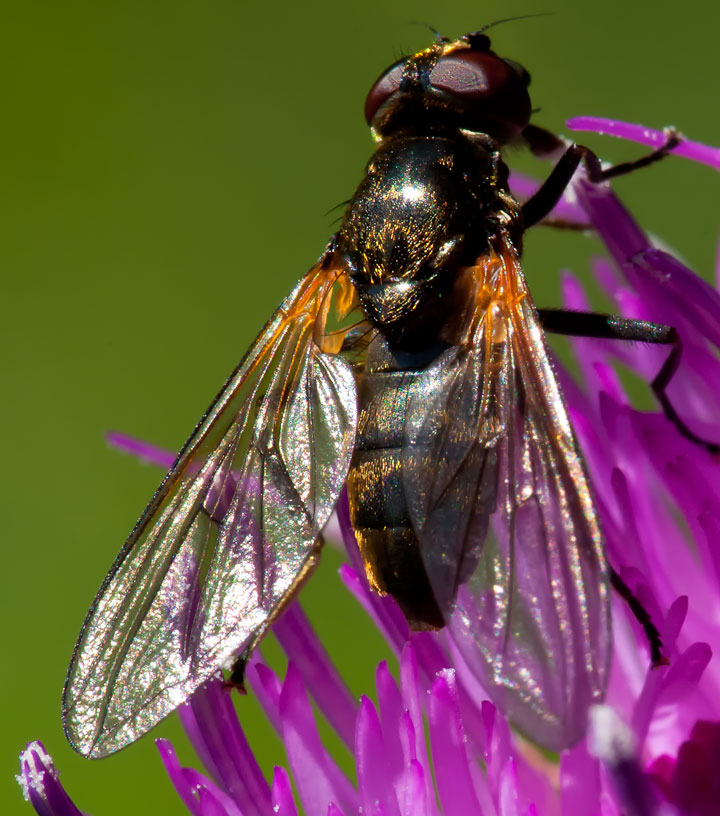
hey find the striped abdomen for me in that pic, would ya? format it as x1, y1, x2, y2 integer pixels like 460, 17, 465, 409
346, 345, 444, 629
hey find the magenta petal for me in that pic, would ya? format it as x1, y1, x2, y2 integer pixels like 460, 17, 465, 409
272, 603, 357, 750
698, 509, 720, 593
355, 695, 401, 816
279, 663, 357, 816
157, 738, 206, 816
607, 468, 651, 576
158, 743, 247, 816
196, 788, 232, 816
497, 759, 521, 816
440, 635, 493, 760
668, 720, 720, 815
590, 256, 623, 295
408, 630, 451, 690
560, 274, 626, 405
338, 564, 410, 654
574, 179, 649, 260
647, 752, 675, 799
514, 757, 558, 815
625, 248, 720, 352
661, 596, 689, 655
427, 670, 483, 813
483, 699, 513, 776
271, 766, 298, 816
561, 742, 601, 816
631, 665, 670, 750
248, 660, 283, 734
374, 661, 404, 783
336, 490, 367, 577
566, 117, 720, 170
106, 430, 176, 468
184, 768, 244, 816
631, 613, 705, 749
180, 676, 272, 816
336, 497, 414, 658
178, 695, 217, 777
17, 742, 83, 816
396, 759, 432, 816
561, 271, 592, 312
660, 642, 713, 702
398, 646, 434, 802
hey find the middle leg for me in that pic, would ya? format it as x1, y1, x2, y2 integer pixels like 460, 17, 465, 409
538, 308, 719, 454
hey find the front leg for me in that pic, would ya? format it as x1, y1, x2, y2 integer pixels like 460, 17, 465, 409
521, 130, 680, 229
538, 308, 719, 454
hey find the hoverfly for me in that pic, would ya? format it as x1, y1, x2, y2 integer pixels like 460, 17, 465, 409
63, 26, 702, 758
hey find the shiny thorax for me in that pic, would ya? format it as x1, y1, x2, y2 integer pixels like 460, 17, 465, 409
337, 135, 519, 349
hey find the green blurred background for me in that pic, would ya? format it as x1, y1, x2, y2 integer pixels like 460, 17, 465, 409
3, 0, 718, 813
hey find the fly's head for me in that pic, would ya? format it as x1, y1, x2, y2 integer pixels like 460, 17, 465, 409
364, 30, 533, 147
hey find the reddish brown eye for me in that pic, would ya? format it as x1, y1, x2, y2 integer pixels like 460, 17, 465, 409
429, 51, 531, 139
364, 59, 406, 124
503, 58, 531, 86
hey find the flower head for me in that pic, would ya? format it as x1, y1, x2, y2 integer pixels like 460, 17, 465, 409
18, 122, 720, 816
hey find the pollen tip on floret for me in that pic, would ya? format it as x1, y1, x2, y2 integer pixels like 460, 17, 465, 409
588, 705, 636, 764
271, 765, 298, 816
587, 706, 664, 816
17, 742, 52, 801
17, 741, 83, 816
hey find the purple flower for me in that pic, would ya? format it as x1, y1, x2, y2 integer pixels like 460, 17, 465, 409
16, 743, 82, 816
18, 121, 720, 816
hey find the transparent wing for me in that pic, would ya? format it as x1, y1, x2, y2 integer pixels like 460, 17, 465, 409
404, 247, 610, 750
64, 256, 358, 758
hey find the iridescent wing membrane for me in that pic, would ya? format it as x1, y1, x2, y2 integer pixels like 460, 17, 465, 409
404, 245, 611, 750
63, 257, 357, 758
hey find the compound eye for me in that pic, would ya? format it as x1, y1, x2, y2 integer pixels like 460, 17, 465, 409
364, 58, 406, 124
503, 58, 531, 86
429, 50, 531, 139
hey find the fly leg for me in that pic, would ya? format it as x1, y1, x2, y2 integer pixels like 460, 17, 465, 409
610, 567, 667, 667
593, 129, 681, 181
521, 143, 591, 229
533, 218, 591, 232
537, 308, 720, 454
537, 306, 711, 667
521, 128, 680, 229
225, 645, 251, 693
